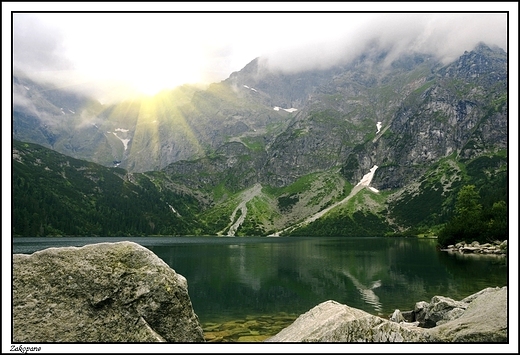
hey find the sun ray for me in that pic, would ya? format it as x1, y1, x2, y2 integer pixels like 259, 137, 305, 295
153, 89, 206, 164
122, 88, 205, 172
16, 68, 209, 172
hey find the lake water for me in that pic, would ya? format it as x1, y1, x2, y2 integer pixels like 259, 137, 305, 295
12, 236, 507, 342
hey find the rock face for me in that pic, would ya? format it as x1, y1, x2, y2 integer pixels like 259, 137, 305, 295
266, 286, 507, 342
12, 242, 205, 342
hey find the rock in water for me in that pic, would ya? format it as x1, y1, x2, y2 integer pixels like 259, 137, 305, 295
266, 287, 507, 342
13, 241, 205, 342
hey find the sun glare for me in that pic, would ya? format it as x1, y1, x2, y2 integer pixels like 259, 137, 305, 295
74, 51, 204, 99
130, 74, 180, 97
54, 13, 210, 99
126, 56, 204, 97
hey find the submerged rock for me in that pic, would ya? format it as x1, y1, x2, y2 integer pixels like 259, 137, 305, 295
13, 241, 205, 342
266, 286, 507, 342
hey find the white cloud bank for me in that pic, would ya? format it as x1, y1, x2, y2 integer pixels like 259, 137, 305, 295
262, 13, 508, 73
8, 11, 509, 103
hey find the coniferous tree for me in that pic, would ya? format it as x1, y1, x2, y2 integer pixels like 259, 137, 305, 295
438, 185, 507, 247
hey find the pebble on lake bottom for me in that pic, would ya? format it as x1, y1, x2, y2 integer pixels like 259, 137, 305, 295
202, 313, 297, 342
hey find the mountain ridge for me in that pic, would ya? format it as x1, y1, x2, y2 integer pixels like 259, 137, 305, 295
12, 42, 508, 239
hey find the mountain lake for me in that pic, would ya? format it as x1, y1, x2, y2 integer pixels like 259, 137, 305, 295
12, 236, 508, 342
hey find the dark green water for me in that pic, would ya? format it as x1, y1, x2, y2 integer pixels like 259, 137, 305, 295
12, 236, 507, 341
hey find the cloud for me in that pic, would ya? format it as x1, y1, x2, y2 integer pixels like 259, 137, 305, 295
10, 12, 509, 103
262, 13, 508, 73
12, 86, 60, 127
13, 14, 74, 77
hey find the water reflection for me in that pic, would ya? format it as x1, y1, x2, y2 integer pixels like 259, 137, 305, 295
342, 270, 382, 313
13, 236, 507, 325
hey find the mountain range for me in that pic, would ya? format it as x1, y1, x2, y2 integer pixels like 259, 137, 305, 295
12, 43, 508, 239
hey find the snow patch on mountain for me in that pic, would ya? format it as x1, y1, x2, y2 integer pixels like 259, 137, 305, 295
168, 203, 181, 217
112, 133, 130, 151
108, 128, 131, 151
273, 106, 298, 113
368, 186, 380, 193
243, 85, 258, 92
356, 165, 378, 188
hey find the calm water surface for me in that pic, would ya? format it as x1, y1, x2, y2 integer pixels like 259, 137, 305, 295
13, 236, 507, 341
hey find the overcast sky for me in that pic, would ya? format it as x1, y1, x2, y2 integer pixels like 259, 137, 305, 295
6, 4, 514, 103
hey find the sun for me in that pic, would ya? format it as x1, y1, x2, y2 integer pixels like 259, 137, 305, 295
128, 72, 185, 97
124, 55, 205, 97
77, 52, 204, 99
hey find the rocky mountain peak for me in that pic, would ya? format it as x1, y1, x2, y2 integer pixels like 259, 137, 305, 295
438, 42, 507, 81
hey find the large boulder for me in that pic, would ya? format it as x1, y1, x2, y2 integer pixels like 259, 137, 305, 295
428, 287, 507, 342
13, 241, 205, 342
266, 287, 507, 342
265, 300, 431, 342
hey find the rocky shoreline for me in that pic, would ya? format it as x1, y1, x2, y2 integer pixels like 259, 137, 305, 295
13, 241, 507, 343
266, 286, 508, 342
440, 240, 507, 255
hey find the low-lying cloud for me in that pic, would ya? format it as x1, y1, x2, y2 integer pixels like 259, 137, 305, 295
261, 13, 507, 73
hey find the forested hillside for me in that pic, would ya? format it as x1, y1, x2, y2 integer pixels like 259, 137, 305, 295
12, 140, 203, 236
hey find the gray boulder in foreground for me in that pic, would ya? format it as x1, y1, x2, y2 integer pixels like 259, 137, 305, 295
428, 287, 507, 342
266, 286, 507, 342
13, 241, 205, 342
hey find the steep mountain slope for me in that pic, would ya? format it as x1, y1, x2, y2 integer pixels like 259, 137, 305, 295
257, 44, 507, 189
12, 43, 508, 238
224, 57, 345, 108
159, 43, 506, 194
366, 43, 507, 190
12, 74, 111, 163
14, 43, 506, 182
13, 75, 294, 173
12, 140, 204, 236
